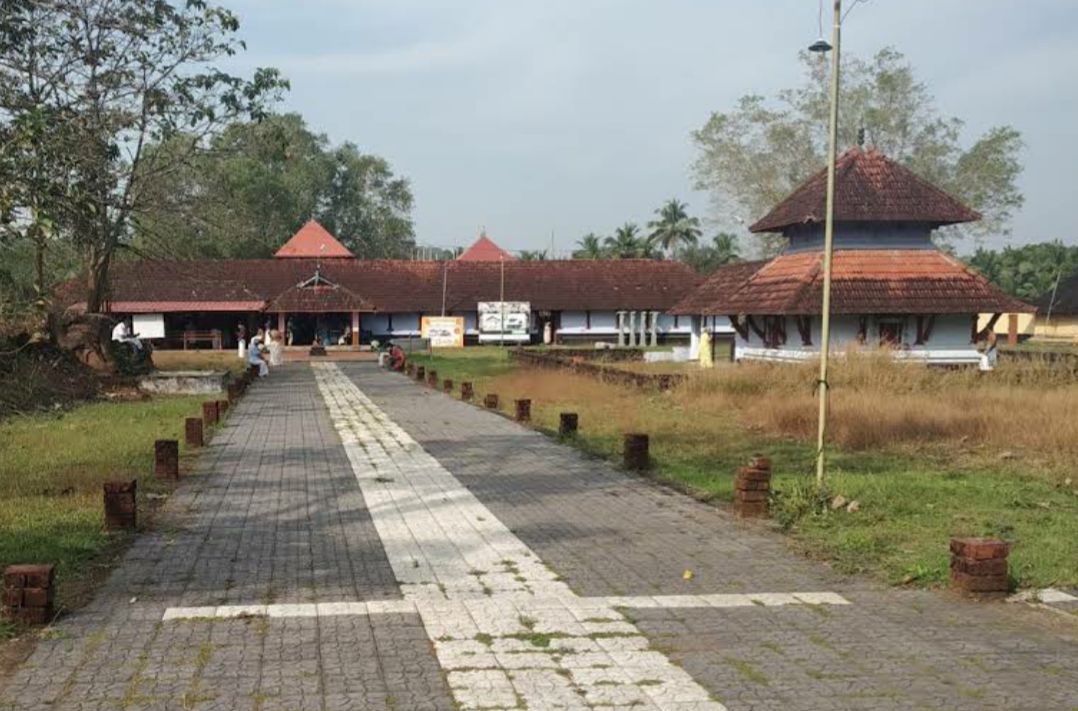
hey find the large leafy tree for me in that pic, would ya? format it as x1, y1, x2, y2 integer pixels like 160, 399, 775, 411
0, 0, 287, 316
967, 241, 1078, 302
646, 199, 702, 254
135, 114, 415, 258
676, 232, 743, 274
693, 48, 1023, 254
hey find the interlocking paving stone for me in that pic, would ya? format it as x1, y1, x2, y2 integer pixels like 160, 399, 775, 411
0, 366, 453, 711
343, 362, 1078, 711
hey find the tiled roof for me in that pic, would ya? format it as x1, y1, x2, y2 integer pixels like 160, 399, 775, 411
672, 249, 1034, 315
77, 259, 701, 313
457, 234, 516, 261
273, 220, 355, 258
669, 261, 767, 315
264, 282, 374, 313
750, 148, 981, 233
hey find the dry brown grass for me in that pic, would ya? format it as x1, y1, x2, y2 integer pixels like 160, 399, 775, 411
677, 353, 1078, 467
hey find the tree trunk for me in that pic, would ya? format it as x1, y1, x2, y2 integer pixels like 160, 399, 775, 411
85, 241, 113, 314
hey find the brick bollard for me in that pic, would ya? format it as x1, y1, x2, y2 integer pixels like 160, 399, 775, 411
406, 362, 415, 376
427, 370, 439, 387
248, 364, 260, 380
185, 417, 204, 448
217, 399, 229, 417
2, 564, 55, 626
227, 382, 242, 403
950, 538, 1012, 596
443, 379, 454, 394
623, 433, 649, 471
202, 401, 219, 428
559, 412, 578, 437
415, 365, 426, 381
103, 480, 137, 531
154, 440, 179, 480
484, 393, 499, 410
734, 456, 771, 518
514, 399, 531, 422
461, 382, 474, 401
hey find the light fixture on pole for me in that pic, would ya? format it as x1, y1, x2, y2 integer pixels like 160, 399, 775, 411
811, 0, 842, 486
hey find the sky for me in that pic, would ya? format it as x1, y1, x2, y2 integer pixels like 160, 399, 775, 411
226, 0, 1078, 256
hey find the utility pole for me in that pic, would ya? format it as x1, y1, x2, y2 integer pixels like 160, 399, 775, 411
814, 0, 842, 486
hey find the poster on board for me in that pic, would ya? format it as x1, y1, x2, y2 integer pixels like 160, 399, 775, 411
420, 316, 465, 348
477, 302, 531, 343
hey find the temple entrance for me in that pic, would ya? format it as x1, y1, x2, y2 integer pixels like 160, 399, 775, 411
286, 313, 352, 347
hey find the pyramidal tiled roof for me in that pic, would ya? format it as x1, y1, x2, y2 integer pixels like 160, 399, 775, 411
457, 233, 515, 261
273, 220, 354, 258
750, 148, 981, 233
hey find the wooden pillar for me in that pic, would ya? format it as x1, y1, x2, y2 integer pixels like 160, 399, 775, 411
352, 311, 361, 348
277, 312, 286, 337
1007, 314, 1018, 347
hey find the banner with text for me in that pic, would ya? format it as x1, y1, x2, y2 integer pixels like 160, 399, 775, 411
421, 316, 465, 348
477, 302, 531, 343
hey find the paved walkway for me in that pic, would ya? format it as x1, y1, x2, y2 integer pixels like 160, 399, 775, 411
2, 363, 1076, 710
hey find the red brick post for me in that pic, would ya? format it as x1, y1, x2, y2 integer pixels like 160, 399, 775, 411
514, 399, 531, 422
623, 433, 649, 471
185, 417, 204, 448
484, 393, 499, 410
103, 480, 137, 531
202, 401, 219, 428
950, 538, 1011, 596
227, 382, 242, 403
406, 362, 415, 376
461, 382, 474, 401
248, 364, 260, 380
154, 440, 179, 480
415, 365, 426, 381
427, 369, 439, 387
2, 564, 55, 626
443, 379, 454, 394
559, 412, 578, 437
734, 455, 771, 518
217, 399, 229, 417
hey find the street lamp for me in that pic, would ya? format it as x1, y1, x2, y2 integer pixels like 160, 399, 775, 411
811, 0, 842, 486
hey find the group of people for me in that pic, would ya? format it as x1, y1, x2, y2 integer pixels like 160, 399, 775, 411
238, 325, 284, 377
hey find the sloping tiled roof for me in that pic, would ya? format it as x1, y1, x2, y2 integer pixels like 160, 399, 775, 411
264, 282, 374, 313
77, 259, 701, 313
457, 234, 516, 261
673, 249, 1034, 316
669, 261, 767, 315
273, 220, 354, 258
750, 148, 981, 233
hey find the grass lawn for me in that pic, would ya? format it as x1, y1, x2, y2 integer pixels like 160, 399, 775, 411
153, 349, 249, 377
410, 347, 1078, 590
0, 394, 213, 636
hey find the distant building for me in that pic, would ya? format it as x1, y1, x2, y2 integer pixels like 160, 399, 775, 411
1031, 270, 1078, 342
72, 224, 699, 347
673, 148, 1033, 365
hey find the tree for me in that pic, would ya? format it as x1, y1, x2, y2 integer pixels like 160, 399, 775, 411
0, 0, 287, 318
646, 199, 702, 254
693, 48, 1023, 254
603, 223, 659, 259
967, 241, 1078, 301
519, 250, 547, 261
676, 232, 743, 274
134, 114, 414, 259
572, 233, 605, 259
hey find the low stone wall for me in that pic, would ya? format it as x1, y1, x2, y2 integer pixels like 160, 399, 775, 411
509, 349, 685, 391
138, 370, 229, 395
543, 348, 647, 363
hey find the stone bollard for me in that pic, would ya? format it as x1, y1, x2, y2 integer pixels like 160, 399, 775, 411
559, 412, 579, 437
461, 382, 474, 401
623, 433, 649, 471
950, 538, 1012, 596
415, 365, 426, 381
103, 480, 137, 531
202, 401, 219, 428
185, 417, 204, 448
484, 393, 499, 410
154, 440, 179, 480
443, 379, 454, 394
734, 456, 771, 518
427, 370, 439, 387
2, 564, 55, 626
514, 399, 531, 422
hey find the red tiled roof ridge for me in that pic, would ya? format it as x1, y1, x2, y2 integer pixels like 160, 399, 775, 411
458, 234, 516, 261
274, 220, 355, 259
750, 147, 981, 233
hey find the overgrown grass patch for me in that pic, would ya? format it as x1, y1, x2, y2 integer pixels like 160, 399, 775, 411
153, 350, 248, 378
0, 395, 210, 607
411, 348, 1078, 589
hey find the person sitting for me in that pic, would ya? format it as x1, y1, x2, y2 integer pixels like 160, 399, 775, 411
388, 343, 406, 372
111, 319, 143, 351
247, 329, 269, 377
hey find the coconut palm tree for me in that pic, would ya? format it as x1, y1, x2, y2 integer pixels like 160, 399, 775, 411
604, 223, 649, 259
647, 199, 702, 254
573, 233, 605, 259
519, 249, 547, 261
711, 232, 741, 265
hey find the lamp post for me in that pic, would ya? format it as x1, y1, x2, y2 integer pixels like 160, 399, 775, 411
812, 0, 841, 485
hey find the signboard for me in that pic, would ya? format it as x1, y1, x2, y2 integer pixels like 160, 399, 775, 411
132, 313, 165, 339
421, 316, 465, 348
478, 302, 531, 343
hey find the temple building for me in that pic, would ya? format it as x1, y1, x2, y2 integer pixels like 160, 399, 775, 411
673, 148, 1033, 365
78, 224, 699, 348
